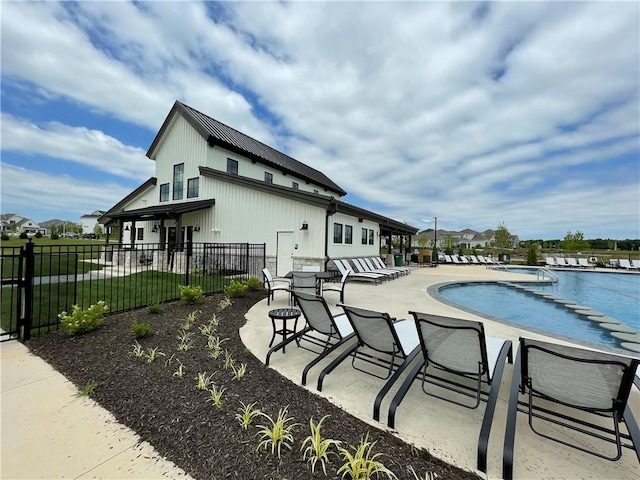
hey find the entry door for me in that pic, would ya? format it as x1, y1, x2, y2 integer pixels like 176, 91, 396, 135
276, 231, 294, 277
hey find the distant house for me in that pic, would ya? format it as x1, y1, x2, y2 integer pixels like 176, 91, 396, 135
100, 101, 417, 275
0, 213, 22, 233
81, 210, 106, 235
413, 227, 518, 250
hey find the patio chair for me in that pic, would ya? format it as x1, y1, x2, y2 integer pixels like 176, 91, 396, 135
359, 258, 400, 278
545, 257, 556, 267
555, 257, 568, 267
459, 255, 470, 264
351, 258, 397, 280
502, 337, 640, 480
444, 254, 453, 263
387, 312, 512, 473
469, 255, 481, 264
333, 259, 382, 284
578, 258, 592, 268
566, 257, 579, 267
619, 259, 632, 270
262, 268, 290, 305
631, 260, 640, 270
371, 257, 410, 275
315, 304, 421, 420
265, 293, 356, 385
476, 255, 488, 264
290, 271, 320, 305
322, 270, 349, 303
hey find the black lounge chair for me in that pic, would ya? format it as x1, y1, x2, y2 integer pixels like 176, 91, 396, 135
502, 337, 640, 480
316, 304, 421, 421
265, 292, 355, 386
387, 312, 512, 473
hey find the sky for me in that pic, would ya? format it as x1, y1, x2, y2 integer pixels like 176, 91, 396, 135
1, 1, 639, 240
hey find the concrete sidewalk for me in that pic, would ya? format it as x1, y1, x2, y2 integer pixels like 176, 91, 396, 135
0, 340, 193, 479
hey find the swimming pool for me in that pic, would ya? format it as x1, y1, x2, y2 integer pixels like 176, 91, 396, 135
435, 269, 640, 350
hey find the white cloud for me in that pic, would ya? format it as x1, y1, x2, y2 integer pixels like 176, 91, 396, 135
0, 162, 134, 219
1, 1, 638, 238
1, 114, 154, 180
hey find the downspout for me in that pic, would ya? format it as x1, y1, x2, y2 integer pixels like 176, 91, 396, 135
324, 200, 337, 271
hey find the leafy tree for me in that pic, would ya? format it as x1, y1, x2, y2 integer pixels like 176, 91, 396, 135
561, 231, 589, 252
493, 222, 512, 252
93, 224, 103, 237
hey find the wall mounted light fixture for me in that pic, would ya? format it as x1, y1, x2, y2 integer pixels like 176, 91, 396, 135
300, 221, 308, 230
151, 224, 158, 233
124, 225, 130, 231
193, 225, 201, 232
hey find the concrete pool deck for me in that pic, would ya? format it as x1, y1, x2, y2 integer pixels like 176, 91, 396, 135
1, 264, 638, 479
241, 264, 640, 479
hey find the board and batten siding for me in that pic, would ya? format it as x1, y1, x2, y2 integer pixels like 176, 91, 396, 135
195, 176, 325, 258
154, 115, 208, 202
207, 144, 341, 198
326, 213, 380, 258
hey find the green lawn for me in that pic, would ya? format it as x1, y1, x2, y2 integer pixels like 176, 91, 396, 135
1, 270, 229, 335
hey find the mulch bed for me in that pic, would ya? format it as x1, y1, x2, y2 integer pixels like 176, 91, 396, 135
27, 290, 479, 480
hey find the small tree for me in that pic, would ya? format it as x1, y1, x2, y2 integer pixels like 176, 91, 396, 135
526, 243, 538, 266
561, 231, 589, 252
493, 222, 512, 253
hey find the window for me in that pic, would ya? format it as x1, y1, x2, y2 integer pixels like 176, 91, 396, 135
345, 225, 353, 244
227, 158, 238, 175
333, 223, 343, 243
361, 228, 368, 245
264, 172, 273, 183
173, 163, 184, 200
292, 182, 299, 190
187, 177, 199, 198
160, 183, 169, 202
369, 229, 375, 245
137, 228, 144, 241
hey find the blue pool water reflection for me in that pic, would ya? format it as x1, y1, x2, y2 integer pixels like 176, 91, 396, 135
437, 269, 639, 348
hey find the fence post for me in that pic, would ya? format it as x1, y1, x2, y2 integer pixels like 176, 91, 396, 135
21, 240, 35, 341
184, 238, 192, 286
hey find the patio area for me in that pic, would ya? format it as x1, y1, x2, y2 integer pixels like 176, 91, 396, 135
241, 264, 640, 479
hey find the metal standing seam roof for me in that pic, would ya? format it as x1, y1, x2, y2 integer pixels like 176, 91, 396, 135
147, 101, 347, 197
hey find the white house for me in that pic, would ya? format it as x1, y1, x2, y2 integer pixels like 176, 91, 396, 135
100, 101, 417, 276
81, 210, 106, 235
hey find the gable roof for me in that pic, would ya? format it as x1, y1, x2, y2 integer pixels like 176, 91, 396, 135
98, 178, 158, 225
147, 101, 347, 197
82, 210, 106, 217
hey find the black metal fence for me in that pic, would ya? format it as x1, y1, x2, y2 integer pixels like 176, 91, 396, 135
0, 240, 266, 342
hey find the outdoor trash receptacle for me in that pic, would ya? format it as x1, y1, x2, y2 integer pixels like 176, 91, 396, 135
394, 254, 403, 266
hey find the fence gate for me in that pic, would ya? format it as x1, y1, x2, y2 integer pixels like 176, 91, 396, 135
1, 241, 34, 342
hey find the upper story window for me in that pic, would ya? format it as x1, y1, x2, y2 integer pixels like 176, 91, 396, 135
159, 183, 169, 202
333, 223, 343, 243
292, 182, 299, 190
227, 158, 238, 175
264, 172, 273, 184
345, 225, 353, 244
361, 228, 368, 245
187, 177, 199, 198
369, 229, 375, 245
173, 163, 184, 200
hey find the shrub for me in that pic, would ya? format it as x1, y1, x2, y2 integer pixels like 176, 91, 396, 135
132, 319, 153, 338
50, 233, 59, 240
179, 284, 204, 304
245, 276, 263, 291
526, 243, 538, 266
147, 299, 164, 314
224, 280, 247, 298
19, 232, 28, 239
35, 231, 43, 238
0, 233, 9, 241
58, 301, 108, 335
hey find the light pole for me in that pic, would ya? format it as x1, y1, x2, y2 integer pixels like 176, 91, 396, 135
434, 217, 438, 266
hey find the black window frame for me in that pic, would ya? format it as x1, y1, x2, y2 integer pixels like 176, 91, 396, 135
159, 183, 170, 202
292, 181, 299, 190
368, 229, 375, 245
227, 158, 238, 175
361, 228, 368, 245
345, 225, 353, 244
173, 163, 184, 200
187, 177, 199, 198
333, 223, 343, 244
264, 172, 273, 184
137, 228, 144, 241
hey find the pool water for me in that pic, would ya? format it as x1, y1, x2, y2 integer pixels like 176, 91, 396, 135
437, 270, 640, 349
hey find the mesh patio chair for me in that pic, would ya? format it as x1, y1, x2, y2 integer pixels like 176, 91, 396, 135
290, 271, 320, 305
265, 292, 355, 385
316, 304, 421, 420
334, 259, 383, 284
387, 312, 512, 473
262, 268, 290, 305
502, 337, 640, 480
322, 270, 349, 303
